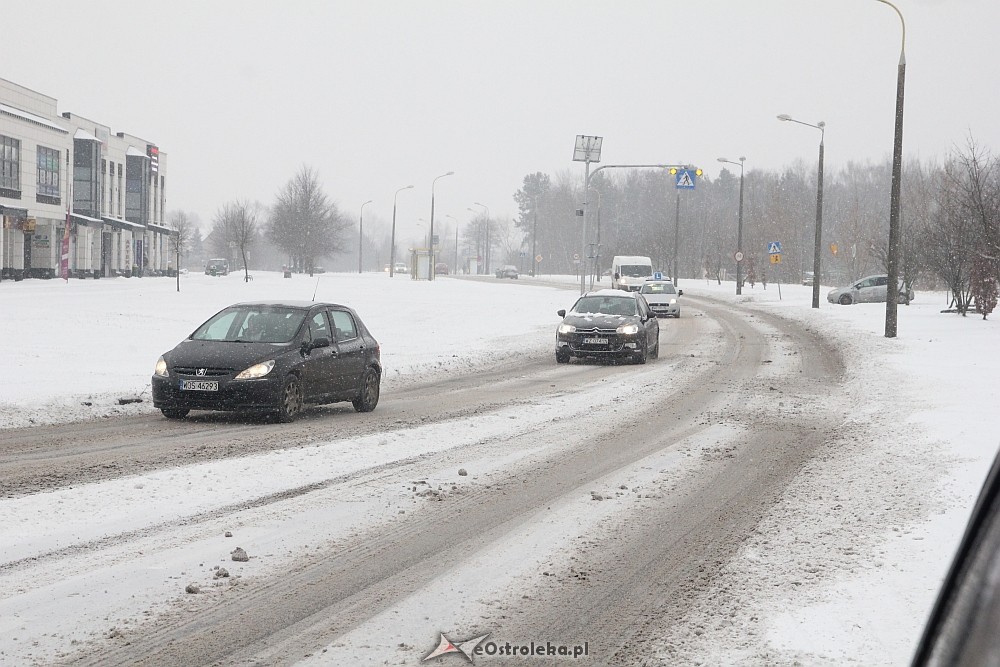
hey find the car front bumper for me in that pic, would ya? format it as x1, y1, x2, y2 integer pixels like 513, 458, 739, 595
556, 333, 642, 359
648, 302, 679, 317
152, 374, 284, 412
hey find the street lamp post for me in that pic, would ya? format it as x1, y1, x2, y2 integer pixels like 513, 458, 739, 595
443, 214, 457, 273
778, 114, 825, 308
389, 185, 414, 277
718, 157, 746, 295
877, 0, 906, 338
472, 202, 489, 274
531, 195, 539, 277
358, 200, 373, 274
429, 171, 455, 282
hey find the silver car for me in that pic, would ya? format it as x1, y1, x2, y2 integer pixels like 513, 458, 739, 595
827, 274, 914, 305
639, 280, 682, 317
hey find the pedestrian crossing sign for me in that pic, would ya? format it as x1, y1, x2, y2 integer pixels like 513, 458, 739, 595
768, 241, 782, 255
674, 170, 696, 189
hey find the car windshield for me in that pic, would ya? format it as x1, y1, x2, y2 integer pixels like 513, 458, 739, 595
572, 296, 637, 316
640, 282, 676, 295
191, 306, 306, 343
620, 265, 652, 278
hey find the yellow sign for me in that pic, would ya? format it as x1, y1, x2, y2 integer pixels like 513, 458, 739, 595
770, 254, 782, 264
830, 243, 839, 256
24, 218, 36, 233
535, 254, 543, 263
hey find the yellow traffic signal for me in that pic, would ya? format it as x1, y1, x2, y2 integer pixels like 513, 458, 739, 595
668, 167, 678, 175
695, 168, 703, 176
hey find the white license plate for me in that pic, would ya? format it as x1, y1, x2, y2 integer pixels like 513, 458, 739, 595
583, 337, 609, 345
180, 380, 219, 392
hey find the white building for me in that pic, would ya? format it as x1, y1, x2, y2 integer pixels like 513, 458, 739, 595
0, 77, 172, 280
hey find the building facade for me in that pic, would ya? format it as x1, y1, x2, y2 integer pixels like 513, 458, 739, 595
0, 77, 173, 280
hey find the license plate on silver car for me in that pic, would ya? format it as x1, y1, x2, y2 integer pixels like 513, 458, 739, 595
583, 337, 608, 345
180, 380, 219, 391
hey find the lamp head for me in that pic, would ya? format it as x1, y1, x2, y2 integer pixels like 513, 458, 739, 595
717, 157, 728, 163
818, 121, 826, 129
777, 114, 792, 122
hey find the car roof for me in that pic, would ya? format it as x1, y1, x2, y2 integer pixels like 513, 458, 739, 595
231, 300, 351, 310
583, 289, 638, 298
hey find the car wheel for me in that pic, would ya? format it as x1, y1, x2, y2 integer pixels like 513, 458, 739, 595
352, 367, 381, 413
275, 375, 303, 423
839, 294, 853, 305
650, 335, 659, 359
556, 349, 571, 364
161, 407, 189, 419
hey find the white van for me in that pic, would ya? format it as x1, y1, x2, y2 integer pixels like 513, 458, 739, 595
611, 256, 654, 291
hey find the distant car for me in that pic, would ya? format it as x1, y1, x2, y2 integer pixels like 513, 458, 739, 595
639, 279, 683, 318
827, 274, 914, 305
435, 262, 449, 275
496, 265, 519, 279
205, 258, 229, 276
394, 262, 409, 274
802, 271, 815, 286
383, 264, 391, 273
555, 289, 659, 364
152, 301, 381, 422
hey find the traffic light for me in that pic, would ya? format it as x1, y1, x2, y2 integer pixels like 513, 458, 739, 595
668, 166, 703, 176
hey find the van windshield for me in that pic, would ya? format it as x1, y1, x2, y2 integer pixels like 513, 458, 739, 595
620, 265, 652, 278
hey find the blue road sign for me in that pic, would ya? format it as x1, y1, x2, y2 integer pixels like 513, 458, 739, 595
653, 271, 663, 280
768, 241, 782, 254
675, 170, 696, 189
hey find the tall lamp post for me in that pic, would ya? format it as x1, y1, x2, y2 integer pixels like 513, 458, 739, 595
358, 199, 373, 274
443, 214, 457, 272
472, 202, 489, 274
530, 195, 539, 277
778, 114, 825, 308
428, 171, 454, 282
717, 157, 746, 295
877, 0, 906, 338
389, 185, 414, 277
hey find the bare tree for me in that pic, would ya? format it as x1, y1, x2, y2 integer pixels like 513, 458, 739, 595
268, 166, 351, 274
167, 210, 196, 292
922, 158, 981, 314
213, 199, 261, 282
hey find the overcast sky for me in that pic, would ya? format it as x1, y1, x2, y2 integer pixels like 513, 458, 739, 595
6, 0, 996, 243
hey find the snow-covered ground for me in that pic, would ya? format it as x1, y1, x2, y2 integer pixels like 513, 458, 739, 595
0, 270, 996, 665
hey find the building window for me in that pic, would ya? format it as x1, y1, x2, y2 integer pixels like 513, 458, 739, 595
37, 145, 61, 204
73, 138, 101, 218
125, 154, 149, 226
101, 158, 107, 214
117, 163, 123, 217
1, 135, 21, 198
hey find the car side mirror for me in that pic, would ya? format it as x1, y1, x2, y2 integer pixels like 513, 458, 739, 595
678, 289, 683, 296
311, 336, 331, 350
557, 309, 566, 318
614, 272, 620, 280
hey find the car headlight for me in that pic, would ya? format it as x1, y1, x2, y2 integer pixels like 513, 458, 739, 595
234, 359, 275, 380
154, 356, 169, 377
558, 323, 576, 334
616, 323, 640, 335
669, 298, 677, 304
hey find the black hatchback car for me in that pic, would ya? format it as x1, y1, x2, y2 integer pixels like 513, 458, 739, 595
555, 289, 659, 364
152, 301, 381, 422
